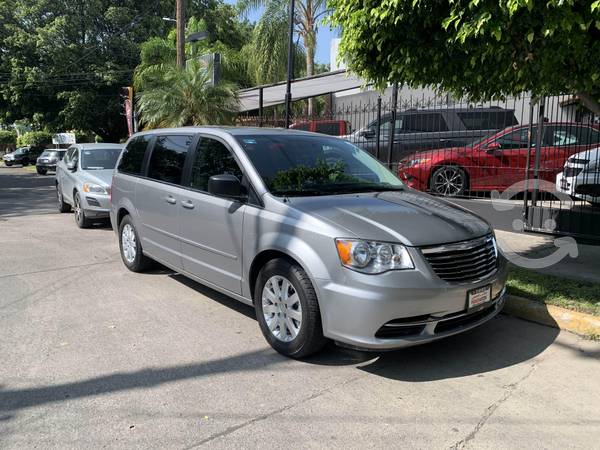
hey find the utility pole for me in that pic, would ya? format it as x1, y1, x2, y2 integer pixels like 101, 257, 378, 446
176, 0, 186, 68
284, 0, 295, 128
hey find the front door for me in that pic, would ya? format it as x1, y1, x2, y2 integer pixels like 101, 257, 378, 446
135, 134, 193, 270
178, 136, 246, 294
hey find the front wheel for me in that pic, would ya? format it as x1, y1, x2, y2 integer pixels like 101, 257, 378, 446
118, 215, 153, 272
254, 258, 326, 358
73, 192, 91, 228
430, 165, 468, 197
4, 162, 12, 167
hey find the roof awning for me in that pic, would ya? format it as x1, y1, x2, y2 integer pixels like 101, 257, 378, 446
237, 70, 368, 112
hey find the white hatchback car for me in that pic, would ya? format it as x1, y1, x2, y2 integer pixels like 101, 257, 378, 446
556, 147, 600, 205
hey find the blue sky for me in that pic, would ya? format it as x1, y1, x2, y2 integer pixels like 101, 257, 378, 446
224, 0, 335, 65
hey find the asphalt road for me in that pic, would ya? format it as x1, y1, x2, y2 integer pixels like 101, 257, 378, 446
1, 166, 599, 449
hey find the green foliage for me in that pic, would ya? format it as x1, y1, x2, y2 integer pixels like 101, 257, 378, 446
270, 160, 354, 192
0, 130, 17, 145
136, 60, 239, 128
17, 131, 52, 148
328, 0, 600, 104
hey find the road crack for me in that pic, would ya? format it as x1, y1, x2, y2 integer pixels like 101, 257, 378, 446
450, 360, 539, 450
184, 372, 369, 449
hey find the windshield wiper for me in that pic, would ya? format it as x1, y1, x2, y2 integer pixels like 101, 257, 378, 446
271, 189, 328, 197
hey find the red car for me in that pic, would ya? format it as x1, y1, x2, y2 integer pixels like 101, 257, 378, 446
398, 122, 600, 196
290, 119, 352, 136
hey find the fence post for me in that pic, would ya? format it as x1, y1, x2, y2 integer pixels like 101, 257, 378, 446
375, 96, 382, 160
531, 95, 546, 207
522, 98, 536, 223
258, 87, 263, 127
387, 82, 399, 168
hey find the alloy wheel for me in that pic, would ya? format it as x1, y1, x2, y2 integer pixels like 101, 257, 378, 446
262, 275, 302, 342
121, 224, 137, 264
74, 195, 82, 223
433, 167, 465, 196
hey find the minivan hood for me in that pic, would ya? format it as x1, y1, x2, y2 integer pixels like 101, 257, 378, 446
288, 190, 491, 247
82, 169, 113, 187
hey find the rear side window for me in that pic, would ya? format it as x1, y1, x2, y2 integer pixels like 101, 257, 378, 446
188, 137, 243, 192
147, 135, 193, 185
402, 113, 448, 132
118, 136, 151, 175
458, 111, 518, 130
315, 122, 342, 136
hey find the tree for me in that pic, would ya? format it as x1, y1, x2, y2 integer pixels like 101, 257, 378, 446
238, 0, 326, 114
328, 0, 600, 114
0, 0, 172, 140
135, 59, 239, 128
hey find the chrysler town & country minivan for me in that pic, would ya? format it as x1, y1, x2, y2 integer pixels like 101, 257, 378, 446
110, 128, 507, 358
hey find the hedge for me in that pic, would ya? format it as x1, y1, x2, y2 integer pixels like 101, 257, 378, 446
0, 130, 17, 145
17, 131, 53, 148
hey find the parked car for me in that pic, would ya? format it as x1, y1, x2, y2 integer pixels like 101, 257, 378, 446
55, 143, 123, 228
556, 147, 600, 205
343, 107, 518, 162
2, 146, 44, 166
36, 149, 67, 174
398, 122, 600, 196
110, 128, 507, 358
290, 119, 352, 136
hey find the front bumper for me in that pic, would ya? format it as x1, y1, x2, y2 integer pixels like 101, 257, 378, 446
36, 162, 57, 170
314, 255, 508, 350
83, 193, 111, 218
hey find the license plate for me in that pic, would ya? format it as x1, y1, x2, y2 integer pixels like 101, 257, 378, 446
467, 285, 492, 310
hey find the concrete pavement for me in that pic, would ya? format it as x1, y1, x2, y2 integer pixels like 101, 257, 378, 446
1, 167, 599, 449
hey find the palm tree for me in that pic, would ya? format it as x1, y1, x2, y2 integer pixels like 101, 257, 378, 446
238, 0, 327, 115
135, 59, 239, 128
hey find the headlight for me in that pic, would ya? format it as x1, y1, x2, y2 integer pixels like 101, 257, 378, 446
83, 183, 107, 194
405, 158, 430, 167
335, 239, 414, 274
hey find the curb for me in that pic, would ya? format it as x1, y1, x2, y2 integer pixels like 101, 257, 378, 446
504, 295, 600, 338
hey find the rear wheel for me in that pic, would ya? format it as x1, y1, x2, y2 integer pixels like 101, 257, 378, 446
21, 158, 29, 166
73, 192, 91, 228
430, 165, 467, 197
254, 258, 326, 358
118, 215, 153, 272
56, 184, 71, 213
4, 162, 12, 167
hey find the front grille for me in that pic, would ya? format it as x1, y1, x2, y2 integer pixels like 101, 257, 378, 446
564, 166, 584, 177
434, 303, 496, 334
421, 235, 498, 283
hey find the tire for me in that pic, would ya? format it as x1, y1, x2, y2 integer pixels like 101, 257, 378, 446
56, 184, 71, 213
73, 192, 92, 228
36, 168, 47, 175
118, 215, 153, 272
430, 165, 468, 197
4, 162, 12, 167
21, 159, 29, 166
254, 258, 326, 358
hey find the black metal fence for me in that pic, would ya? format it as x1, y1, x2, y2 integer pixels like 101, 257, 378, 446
238, 90, 600, 241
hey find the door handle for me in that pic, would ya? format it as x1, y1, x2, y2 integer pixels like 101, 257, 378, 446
165, 196, 177, 205
181, 200, 195, 209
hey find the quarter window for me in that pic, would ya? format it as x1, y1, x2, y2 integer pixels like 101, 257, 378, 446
118, 135, 151, 175
189, 137, 243, 192
544, 125, 600, 147
402, 113, 449, 132
147, 135, 192, 185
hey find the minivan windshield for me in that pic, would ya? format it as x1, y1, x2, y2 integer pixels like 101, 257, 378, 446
81, 148, 122, 170
235, 134, 404, 196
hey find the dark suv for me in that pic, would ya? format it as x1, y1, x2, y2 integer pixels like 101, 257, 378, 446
2, 146, 44, 166
344, 107, 518, 163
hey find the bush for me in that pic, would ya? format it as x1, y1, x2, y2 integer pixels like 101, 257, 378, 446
17, 131, 53, 148
0, 130, 17, 145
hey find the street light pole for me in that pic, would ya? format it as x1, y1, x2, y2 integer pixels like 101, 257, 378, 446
176, 0, 186, 68
284, 0, 295, 128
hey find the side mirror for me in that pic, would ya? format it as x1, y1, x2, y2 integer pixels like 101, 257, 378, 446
485, 142, 501, 154
208, 174, 247, 200
66, 161, 77, 171
359, 129, 376, 139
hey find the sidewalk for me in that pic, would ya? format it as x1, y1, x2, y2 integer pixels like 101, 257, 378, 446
495, 229, 600, 283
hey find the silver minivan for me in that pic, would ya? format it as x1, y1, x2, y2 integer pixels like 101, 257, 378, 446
110, 128, 507, 358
